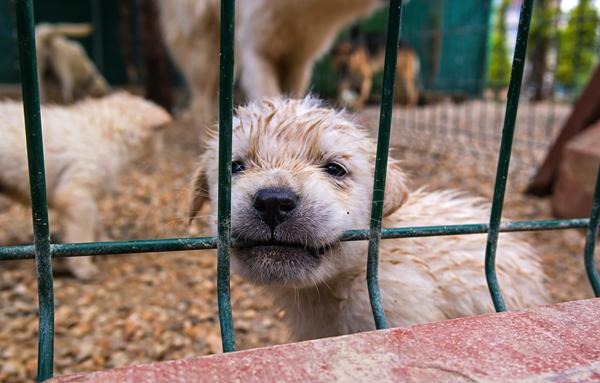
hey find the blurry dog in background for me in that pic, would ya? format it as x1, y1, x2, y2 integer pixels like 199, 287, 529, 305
159, 0, 385, 135
332, 32, 420, 110
35, 23, 110, 103
0, 92, 171, 279
190, 97, 548, 341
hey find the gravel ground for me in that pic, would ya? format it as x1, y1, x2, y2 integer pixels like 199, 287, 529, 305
0, 100, 596, 382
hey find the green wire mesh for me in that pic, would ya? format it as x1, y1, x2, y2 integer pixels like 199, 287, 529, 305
0, 218, 591, 261
2, 0, 600, 381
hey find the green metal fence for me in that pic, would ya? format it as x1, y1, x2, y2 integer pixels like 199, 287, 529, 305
315, 1, 599, 186
1, 0, 600, 381
398, 0, 599, 184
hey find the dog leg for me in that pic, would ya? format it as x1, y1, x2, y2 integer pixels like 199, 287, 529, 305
395, 74, 419, 106
281, 60, 313, 97
59, 73, 74, 103
36, 50, 48, 103
394, 73, 411, 106
176, 37, 221, 137
54, 188, 99, 280
354, 75, 373, 110
405, 75, 419, 106
50, 46, 76, 102
188, 91, 217, 129
240, 53, 280, 100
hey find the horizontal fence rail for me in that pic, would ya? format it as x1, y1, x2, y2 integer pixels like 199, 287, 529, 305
0, 218, 591, 260
2, 0, 600, 381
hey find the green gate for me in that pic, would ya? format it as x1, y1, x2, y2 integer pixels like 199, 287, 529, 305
1, 0, 600, 382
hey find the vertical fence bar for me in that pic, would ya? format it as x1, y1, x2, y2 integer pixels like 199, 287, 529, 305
217, 0, 236, 352
15, 0, 54, 380
367, 0, 403, 330
90, 0, 104, 72
484, 0, 534, 312
584, 165, 600, 296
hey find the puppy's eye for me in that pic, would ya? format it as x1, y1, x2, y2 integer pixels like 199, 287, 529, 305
232, 160, 245, 174
324, 163, 347, 178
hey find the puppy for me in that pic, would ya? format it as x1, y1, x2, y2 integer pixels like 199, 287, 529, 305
0, 92, 171, 279
189, 97, 549, 341
35, 23, 110, 103
332, 37, 420, 110
159, 0, 384, 132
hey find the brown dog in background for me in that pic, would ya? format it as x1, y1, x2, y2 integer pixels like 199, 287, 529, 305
332, 33, 420, 110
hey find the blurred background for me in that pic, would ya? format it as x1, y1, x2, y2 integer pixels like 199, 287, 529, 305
0, 0, 597, 179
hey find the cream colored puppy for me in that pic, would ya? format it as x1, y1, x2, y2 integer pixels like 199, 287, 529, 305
0, 92, 171, 279
35, 23, 110, 103
190, 97, 549, 341
159, 0, 384, 131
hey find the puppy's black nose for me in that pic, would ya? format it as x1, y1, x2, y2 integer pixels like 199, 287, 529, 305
253, 187, 298, 231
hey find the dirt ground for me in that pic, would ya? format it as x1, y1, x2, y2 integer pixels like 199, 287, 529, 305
0, 99, 596, 382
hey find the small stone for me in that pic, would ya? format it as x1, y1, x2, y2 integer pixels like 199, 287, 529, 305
110, 351, 130, 368
76, 337, 95, 362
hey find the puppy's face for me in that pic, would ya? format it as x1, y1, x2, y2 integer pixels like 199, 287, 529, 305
191, 97, 407, 287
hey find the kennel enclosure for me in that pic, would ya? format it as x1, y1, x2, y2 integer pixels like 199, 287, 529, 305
0, 0, 599, 381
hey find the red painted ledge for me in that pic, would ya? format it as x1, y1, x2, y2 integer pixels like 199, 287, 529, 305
51, 299, 600, 382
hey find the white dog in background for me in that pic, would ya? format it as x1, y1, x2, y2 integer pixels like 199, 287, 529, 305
0, 92, 171, 279
35, 23, 110, 103
159, 0, 385, 132
190, 97, 549, 341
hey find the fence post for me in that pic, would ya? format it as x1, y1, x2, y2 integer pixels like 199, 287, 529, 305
15, 0, 55, 380
217, 0, 236, 352
484, 0, 534, 312
584, 165, 600, 296
367, 0, 404, 330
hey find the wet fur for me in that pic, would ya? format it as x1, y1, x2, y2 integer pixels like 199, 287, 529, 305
190, 97, 549, 341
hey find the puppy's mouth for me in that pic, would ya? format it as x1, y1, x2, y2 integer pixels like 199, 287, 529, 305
236, 239, 328, 257
232, 237, 335, 285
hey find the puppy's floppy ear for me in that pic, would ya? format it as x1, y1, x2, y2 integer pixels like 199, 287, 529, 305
383, 160, 409, 216
188, 160, 209, 224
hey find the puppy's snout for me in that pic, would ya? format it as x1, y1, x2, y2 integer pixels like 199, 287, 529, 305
253, 187, 298, 231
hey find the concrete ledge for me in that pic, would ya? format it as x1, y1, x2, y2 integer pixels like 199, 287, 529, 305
51, 298, 600, 382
